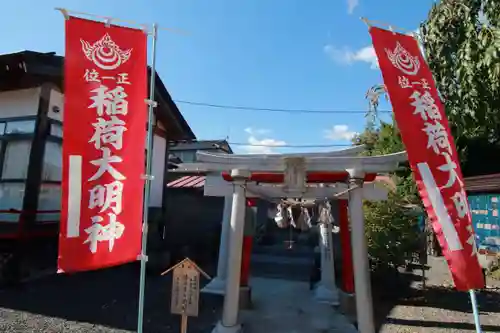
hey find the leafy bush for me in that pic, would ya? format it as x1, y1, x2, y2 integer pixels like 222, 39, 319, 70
353, 120, 423, 272
364, 175, 421, 272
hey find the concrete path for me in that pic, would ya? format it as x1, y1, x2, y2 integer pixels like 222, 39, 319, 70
240, 277, 358, 333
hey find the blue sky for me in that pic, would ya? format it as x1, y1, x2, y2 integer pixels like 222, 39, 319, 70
1, 0, 435, 154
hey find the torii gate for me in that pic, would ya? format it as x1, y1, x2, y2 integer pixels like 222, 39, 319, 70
175, 147, 407, 333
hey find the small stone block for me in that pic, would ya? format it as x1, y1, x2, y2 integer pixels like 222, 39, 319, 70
239, 286, 252, 310
339, 291, 357, 325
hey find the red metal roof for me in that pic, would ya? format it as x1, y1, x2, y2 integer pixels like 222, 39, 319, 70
464, 173, 500, 193
167, 175, 206, 188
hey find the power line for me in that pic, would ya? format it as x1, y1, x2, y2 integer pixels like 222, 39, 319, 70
228, 142, 353, 148
175, 99, 392, 114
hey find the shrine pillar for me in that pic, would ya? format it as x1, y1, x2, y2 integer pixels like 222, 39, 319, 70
348, 169, 375, 333
202, 195, 233, 295
314, 205, 339, 305
212, 169, 249, 333
338, 199, 354, 294
338, 199, 356, 321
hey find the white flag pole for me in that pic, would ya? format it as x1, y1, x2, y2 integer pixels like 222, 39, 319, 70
137, 22, 158, 333
469, 289, 483, 333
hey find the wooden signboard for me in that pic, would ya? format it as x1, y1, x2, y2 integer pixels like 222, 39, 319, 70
162, 258, 211, 333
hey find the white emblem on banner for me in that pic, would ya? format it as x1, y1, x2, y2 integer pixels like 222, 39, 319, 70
81, 33, 132, 70
385, 42, 420, 76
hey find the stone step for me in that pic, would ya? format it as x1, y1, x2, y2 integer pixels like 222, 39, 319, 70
251, 254, 313, 265
252, 245, 314, 258
250, 253, 314, 281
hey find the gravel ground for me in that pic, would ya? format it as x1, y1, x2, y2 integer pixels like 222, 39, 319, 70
0, 263, 222, 333
374, 256, 500, 333
2, 255, 500, 332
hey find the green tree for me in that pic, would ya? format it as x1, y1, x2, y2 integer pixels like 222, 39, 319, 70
354, 118, 405, 157
421, 0, 500, 176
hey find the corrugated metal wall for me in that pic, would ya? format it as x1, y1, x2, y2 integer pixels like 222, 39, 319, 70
469, 194, 500, 254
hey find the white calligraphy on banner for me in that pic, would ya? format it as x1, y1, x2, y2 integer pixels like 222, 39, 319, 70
81, 33, 132, 254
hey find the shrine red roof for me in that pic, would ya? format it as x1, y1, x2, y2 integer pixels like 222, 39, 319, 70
167, 174, 395, 190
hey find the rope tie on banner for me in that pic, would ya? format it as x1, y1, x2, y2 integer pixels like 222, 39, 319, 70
360, 16, 420, 40
54, 7, 190, 36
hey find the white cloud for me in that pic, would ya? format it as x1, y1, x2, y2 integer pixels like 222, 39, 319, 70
324, 44, 379, 69
244, 127, 270, 136
324, 125, 358, 141
347, 0, 359, 14
242, 127, 286, 154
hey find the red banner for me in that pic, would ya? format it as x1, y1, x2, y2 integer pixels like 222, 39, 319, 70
58, 17, 147, 273
369, 27, 484, 290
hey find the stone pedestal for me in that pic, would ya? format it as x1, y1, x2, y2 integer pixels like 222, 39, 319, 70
202, 277, 227, 296
314, 283, 339, 305
212, 322, 242, 333
239, 286, 252, 309
339, 290, 357, 324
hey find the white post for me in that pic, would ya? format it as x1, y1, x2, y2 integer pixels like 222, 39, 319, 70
202, 195, 233, 295
212, 169, 249, 333
137, 23, 158, 333
314, 215, 339, 305
348, 169, 375, 333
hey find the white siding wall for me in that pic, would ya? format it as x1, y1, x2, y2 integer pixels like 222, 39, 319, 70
150, 135, 166, 207
0, 88, 40, 117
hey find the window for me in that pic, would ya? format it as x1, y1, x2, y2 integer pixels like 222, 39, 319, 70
2, 140, 31, 179
42, 142, 62, 181
37, 183, 61, 223
50, 123, 63, 138
0, 122, 5, 135
175, 151, 196, 163
0, 183, 25, 223
5, 120, 36, 134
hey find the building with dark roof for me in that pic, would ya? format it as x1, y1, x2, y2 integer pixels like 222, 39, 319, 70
0, 50, 196, 242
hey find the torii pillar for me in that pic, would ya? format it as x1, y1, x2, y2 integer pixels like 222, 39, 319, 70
348, 168, 375, 333
201, 195, 233, 295
212, 169, 249, 333
202, 196, 254, 298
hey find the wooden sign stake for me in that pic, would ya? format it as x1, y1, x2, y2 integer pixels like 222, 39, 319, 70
181, 314, 188, 333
